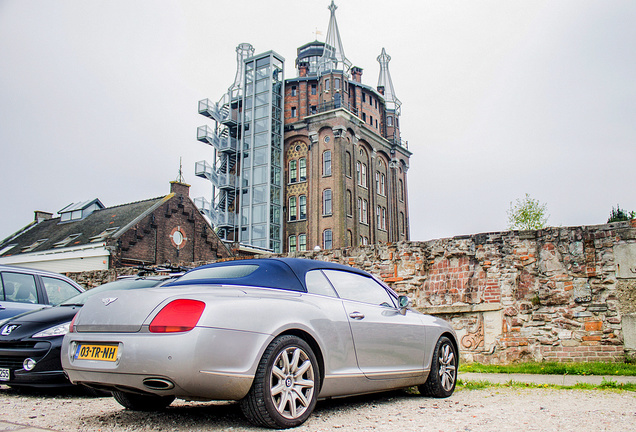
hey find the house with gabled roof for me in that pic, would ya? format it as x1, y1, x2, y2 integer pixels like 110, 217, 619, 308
0, 181, 233, 273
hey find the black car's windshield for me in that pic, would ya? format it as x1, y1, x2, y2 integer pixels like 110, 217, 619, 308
60, 279, 165, 306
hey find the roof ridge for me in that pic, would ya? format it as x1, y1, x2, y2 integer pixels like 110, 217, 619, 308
101, 195, 167, 211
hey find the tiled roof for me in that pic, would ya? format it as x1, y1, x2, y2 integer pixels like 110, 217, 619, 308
0, 196, 167, 257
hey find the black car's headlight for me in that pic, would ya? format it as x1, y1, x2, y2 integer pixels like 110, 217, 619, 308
33, 322, 71, 338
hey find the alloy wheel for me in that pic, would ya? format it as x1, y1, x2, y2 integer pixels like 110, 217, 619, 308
269, 346, 315, 419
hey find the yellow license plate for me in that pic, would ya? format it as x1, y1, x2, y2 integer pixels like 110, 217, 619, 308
75, 344, 118, 362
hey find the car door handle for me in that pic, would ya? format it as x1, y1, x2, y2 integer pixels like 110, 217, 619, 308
349, 311, 365, 320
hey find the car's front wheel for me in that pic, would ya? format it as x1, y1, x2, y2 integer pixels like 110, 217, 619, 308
419, 336, 457, 398
112, 390, 175, 411
241, 335, 319, 428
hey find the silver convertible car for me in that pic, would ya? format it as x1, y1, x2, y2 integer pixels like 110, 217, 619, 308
62, 258, 458, 428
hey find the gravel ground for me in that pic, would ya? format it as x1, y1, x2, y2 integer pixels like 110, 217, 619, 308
1, 385, 635, 432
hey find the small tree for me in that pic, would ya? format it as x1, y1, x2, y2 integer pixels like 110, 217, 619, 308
507, 193, 549, 230
607, 204, 635, 223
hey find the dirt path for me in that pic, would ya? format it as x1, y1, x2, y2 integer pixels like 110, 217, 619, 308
2, 386, 635, 431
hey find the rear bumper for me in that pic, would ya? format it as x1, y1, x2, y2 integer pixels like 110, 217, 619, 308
62, 326, 272, 400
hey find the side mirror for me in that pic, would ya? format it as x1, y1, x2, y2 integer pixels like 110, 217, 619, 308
398, 295, 410, 314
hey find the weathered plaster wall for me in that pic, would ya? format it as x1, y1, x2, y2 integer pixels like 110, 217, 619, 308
66, 220, 636, 364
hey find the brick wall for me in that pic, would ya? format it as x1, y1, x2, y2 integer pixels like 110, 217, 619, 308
108, 185, 232, 267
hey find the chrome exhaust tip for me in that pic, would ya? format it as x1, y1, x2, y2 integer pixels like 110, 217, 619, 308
142, 377, 175, 390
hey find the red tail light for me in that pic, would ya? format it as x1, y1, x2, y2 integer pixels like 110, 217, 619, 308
149, 299, 205, 333
69, 313, 78, 333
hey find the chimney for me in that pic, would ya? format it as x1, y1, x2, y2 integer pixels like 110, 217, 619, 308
170, 181, 191, 198
351, 66, 363, 83
34, 211, 53, 223
298, 61, 309, 77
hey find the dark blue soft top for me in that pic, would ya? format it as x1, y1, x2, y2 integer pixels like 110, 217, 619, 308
165, 258, 371, 292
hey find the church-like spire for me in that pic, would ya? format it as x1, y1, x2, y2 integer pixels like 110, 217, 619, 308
318, 1, 352, 76
377, 48, 402, 115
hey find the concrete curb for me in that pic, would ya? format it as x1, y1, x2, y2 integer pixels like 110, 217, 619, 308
459, 372, 636, 386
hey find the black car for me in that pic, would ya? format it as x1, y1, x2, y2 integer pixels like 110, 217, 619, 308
0, 274, 179, 387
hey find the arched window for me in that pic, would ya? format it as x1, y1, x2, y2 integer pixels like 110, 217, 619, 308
381, 173, 386, 196
346, 190, 352, 216
399, 179, 404, 202
345, 151, 352, 177
362, 199, 368, 223
361, 163, 367, 187
289, 160, 297, 183
322, 189, 332, 215
299, 234, 307, 251
299, 157, 307, 181
323, 229, 333, 249
382, 207, 386, 230
347, 230, 353, 247
289, 196, 297, 221
288, 235, 297, 252
299, 195, 307, 220
323, 150, 332, 176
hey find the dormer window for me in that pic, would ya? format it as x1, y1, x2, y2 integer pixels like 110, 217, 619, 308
90, 227, 119, 243
22, 239, 48, 252
53, 233, 82, 248
58, 199, 104, 223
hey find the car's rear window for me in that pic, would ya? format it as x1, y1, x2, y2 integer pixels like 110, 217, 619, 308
178, 265, 258, 282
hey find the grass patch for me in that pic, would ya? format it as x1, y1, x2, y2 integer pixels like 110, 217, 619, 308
456, 378, 636, 392
459, 361, 636, 376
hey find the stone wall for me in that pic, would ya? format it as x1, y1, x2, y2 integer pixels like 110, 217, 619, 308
65, 220, 636, 364
298, 220, 636, 363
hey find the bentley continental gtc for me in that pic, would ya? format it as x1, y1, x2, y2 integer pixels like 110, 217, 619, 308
62, 258, 458, 428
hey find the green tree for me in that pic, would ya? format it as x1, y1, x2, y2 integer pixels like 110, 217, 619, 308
607, 204, 635, 223
507, 193, 549, 230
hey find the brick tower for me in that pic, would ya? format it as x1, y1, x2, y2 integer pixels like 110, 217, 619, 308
196, 1, 410, 253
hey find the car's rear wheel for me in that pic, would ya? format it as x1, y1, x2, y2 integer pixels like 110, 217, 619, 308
241, 335, 319, 429
419, 336, 457, 398
112, 390, 175, 411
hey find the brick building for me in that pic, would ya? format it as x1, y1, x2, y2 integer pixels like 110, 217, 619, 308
0, 181, 232, 273
195, 1, 410, 253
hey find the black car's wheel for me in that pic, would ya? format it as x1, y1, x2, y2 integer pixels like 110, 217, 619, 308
112, 390, 175, 411
241, 335, 319, 429
419, 336, 457, 398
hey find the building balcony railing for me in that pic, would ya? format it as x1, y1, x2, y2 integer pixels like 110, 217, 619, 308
216, 172, 238, 190
388, 136, 408, 150
198, 99, 226, 123
195, 160, 217, 184
198, 97, 238, 127
193, 196, 212, 216
193, 198, 237, 230
213, 210, 236, 229
195, 160, 239, 190
316, 100, 358, 117
197, 126, 238, 153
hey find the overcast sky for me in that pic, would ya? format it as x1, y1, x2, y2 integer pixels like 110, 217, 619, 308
1, 0, 634, 243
